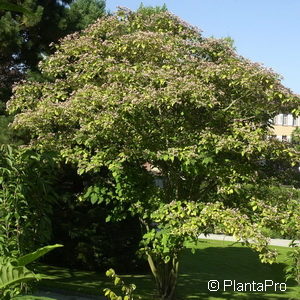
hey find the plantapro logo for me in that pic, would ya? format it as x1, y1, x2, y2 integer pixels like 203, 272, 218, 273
208, 280, 287, 292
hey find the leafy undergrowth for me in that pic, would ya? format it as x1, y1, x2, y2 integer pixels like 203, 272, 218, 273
35, 239, 300, 299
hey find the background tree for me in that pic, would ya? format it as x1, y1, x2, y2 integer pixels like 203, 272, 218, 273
66, 0, 106, 33
0, 0, 33, 14
7, 6, 300, 300
0, 0, 106, 146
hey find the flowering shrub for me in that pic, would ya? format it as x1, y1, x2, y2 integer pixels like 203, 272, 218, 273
7, 5, 300, 299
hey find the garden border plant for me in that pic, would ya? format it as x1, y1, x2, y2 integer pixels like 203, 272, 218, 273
0, 244, 62, 299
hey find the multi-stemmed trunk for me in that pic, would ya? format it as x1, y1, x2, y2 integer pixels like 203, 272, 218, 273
147, 253, 179, 300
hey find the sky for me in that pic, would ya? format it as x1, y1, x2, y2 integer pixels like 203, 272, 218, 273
106, 0, 300, 95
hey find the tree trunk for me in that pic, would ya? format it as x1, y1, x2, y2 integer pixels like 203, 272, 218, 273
147, 254, 179, 300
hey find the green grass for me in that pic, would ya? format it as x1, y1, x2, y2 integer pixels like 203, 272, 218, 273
36, 239, 300, 299
178, 240, 299, 299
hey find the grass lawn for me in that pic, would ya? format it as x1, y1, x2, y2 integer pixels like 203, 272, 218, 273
36, 239, 300, 300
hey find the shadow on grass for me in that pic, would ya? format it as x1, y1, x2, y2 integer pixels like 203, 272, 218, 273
36, 241, 300, 300
36, 265, 102, 294
178, 245, 299, 299
36, 264, 156, 298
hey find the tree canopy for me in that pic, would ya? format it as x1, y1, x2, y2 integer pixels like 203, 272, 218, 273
8, 6, 299, 186
7, 6, 300, 300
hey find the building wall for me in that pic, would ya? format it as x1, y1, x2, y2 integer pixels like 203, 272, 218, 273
271, 114, 299, 142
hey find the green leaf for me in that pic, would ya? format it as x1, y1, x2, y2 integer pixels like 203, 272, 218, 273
0, 259, 41, 290
90, 193, 98, 204
114, 276, 121, 285
5, 158, 13, 168
17, 244, 63, 266
106, 268, 115, 277
202, 157, 213, 165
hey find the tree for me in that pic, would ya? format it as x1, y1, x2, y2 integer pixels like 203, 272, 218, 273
0, 0, 33, 14
7, 6, 300, 300
0, 0, 106, 108
66, 0, 106, 33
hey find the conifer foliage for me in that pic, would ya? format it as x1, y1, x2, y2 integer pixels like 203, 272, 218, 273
0, 0, 106, 112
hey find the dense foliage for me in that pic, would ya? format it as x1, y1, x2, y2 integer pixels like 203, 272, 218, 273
7, 6, 300, 300
292, 127, 300, 149
0, 0, 106, 148
0, 145, 57, 258
45, 200, 145, 272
